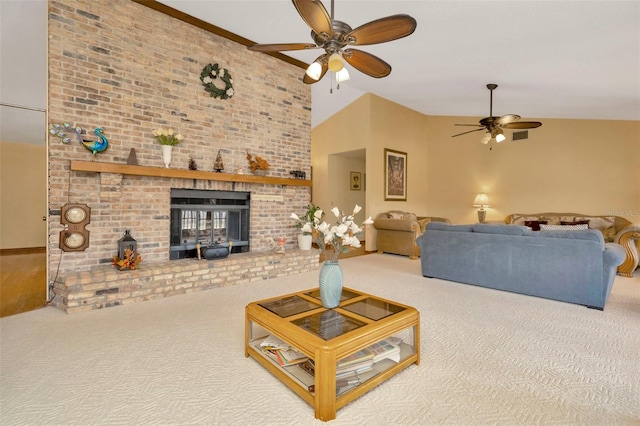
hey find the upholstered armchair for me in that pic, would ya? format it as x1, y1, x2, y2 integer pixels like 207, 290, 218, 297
373, 210, 449, 259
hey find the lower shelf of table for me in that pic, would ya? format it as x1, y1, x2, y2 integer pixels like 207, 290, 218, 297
248, 335, 417, 400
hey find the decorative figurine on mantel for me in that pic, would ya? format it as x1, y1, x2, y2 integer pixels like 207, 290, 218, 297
246, 151, 270, 176
214, 150, 224, 172
189, 157, 198, 170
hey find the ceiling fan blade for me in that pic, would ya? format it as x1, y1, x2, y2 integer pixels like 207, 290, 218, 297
292, 0, 333, 40
502, 121, 543, 129
342, 49, 391, 78
454, 124, 484, 127
451, 128, 486, 138
345, 14, 417, 46
493, 114, 521, 126
302, 54, 328, 84
248, 43, 317, 52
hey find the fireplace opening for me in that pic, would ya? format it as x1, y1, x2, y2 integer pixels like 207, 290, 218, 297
170, 189, 250, 259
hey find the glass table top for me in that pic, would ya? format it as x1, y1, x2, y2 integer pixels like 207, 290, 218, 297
259, 295, 321, 318
341, 297, 405, 321
304, 288, 360, 302
256, 289, 406, 339
292, 310, 366, 340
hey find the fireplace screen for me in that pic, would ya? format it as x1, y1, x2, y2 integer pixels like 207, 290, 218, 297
170, 189, 250, 259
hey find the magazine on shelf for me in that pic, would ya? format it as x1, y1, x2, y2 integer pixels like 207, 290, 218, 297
336, 363, 374, 379
263, 348, 308, 366
368, 337, 402, 363
337, 348, 375, 368
260, 334, 293, 350
259, 334, 308, 366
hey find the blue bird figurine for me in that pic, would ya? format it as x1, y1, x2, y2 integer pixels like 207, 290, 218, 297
81, 128, 108, 156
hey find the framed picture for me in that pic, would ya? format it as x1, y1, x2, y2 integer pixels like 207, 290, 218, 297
384, 148, 407, 201
350, 171, 362, 191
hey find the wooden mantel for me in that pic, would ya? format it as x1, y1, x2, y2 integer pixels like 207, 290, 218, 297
70, 160, 312, 187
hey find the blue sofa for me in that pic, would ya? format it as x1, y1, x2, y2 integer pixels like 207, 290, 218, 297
416, 222, 626, 310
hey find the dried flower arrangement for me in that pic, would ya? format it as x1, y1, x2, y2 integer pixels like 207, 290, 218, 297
111, 248, 142, 271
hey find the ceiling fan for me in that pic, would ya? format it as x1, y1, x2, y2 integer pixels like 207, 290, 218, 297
452, 84, 542, 145
247, 0, 417, 84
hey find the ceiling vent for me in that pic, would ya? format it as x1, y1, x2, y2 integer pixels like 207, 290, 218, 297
512, 130, 529, 141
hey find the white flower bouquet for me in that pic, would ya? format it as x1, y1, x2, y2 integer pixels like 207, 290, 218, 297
152, 128, 184, 146
303, 204, 373, 262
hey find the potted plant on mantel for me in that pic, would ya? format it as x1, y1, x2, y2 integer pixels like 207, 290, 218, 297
246, 151, 270, 176
290, 204, 322, 250
153, 127, 184, 168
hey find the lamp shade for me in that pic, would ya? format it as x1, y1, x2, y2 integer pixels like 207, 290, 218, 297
336, 67, 350, 83
472, 192, 489, 207
305, 61, 322, 81
328, 52, 344, 72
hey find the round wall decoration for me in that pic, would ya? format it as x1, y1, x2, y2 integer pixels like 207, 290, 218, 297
200, 63, 234, 99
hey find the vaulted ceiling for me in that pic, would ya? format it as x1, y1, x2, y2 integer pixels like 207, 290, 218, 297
159, 0, 640, 127
1, 1, 638, 146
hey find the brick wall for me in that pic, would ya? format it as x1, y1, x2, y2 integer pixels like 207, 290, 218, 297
48, 0, 313, 285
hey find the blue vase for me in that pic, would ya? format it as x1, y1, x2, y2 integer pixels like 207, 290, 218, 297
319, 261, 343, 308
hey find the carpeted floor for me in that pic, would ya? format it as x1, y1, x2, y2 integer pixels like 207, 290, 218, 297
1, 254, 639, 425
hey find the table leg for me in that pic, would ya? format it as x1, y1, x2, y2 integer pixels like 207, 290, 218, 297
314, 348, 337, 421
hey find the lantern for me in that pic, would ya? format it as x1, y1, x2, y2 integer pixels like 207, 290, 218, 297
117, 229, 137, 262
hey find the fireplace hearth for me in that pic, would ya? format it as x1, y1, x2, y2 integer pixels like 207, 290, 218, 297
170, 189, 250, 259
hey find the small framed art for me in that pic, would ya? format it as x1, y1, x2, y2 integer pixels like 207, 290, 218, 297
350, 171, 362, 191
384, 148, 407, 201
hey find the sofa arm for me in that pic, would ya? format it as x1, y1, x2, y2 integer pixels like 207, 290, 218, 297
373, 218, 419, 232
614, 224, 640, 277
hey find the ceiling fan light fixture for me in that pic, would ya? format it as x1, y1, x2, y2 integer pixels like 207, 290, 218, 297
305, 61, 322, 81
495, 129, 506, 143
336, 67, 350, 83
480, 133, 491, 144
328, 52, 344, 72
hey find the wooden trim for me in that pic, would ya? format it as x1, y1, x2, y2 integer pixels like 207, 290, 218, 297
0, 247, 46, 255
130, 0, 309, 70
70, 160, 312, 187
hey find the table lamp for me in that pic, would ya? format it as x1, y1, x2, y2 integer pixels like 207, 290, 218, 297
473, 193, 490, 223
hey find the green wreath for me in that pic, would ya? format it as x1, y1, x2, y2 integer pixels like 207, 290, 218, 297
200, 63, 234, 99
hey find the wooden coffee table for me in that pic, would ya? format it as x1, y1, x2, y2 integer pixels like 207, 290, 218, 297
245, 287, 420, 421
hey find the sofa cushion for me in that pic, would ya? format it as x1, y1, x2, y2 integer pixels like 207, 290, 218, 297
511, 214, 564, 226
535, 228, 605, 244
575, 216, 617, 242
472, 223, 528, 236
540, 224, 589, 231
510, 214, 540, 226
403, 213, 417, 221
426, 222, 473, 232
524, 220, 548, 231
560, 220, 590, 226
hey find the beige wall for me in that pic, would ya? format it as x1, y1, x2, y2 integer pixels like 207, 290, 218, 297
0, 141, 47, 249
313, 95, 371, 213
312, 94, 429, 250
313, 94, 640, 250
425, 115, 640, 224
327, 152, 366, 221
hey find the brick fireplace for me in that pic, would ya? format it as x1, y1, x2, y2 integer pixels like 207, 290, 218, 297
47, 0, 316, 312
